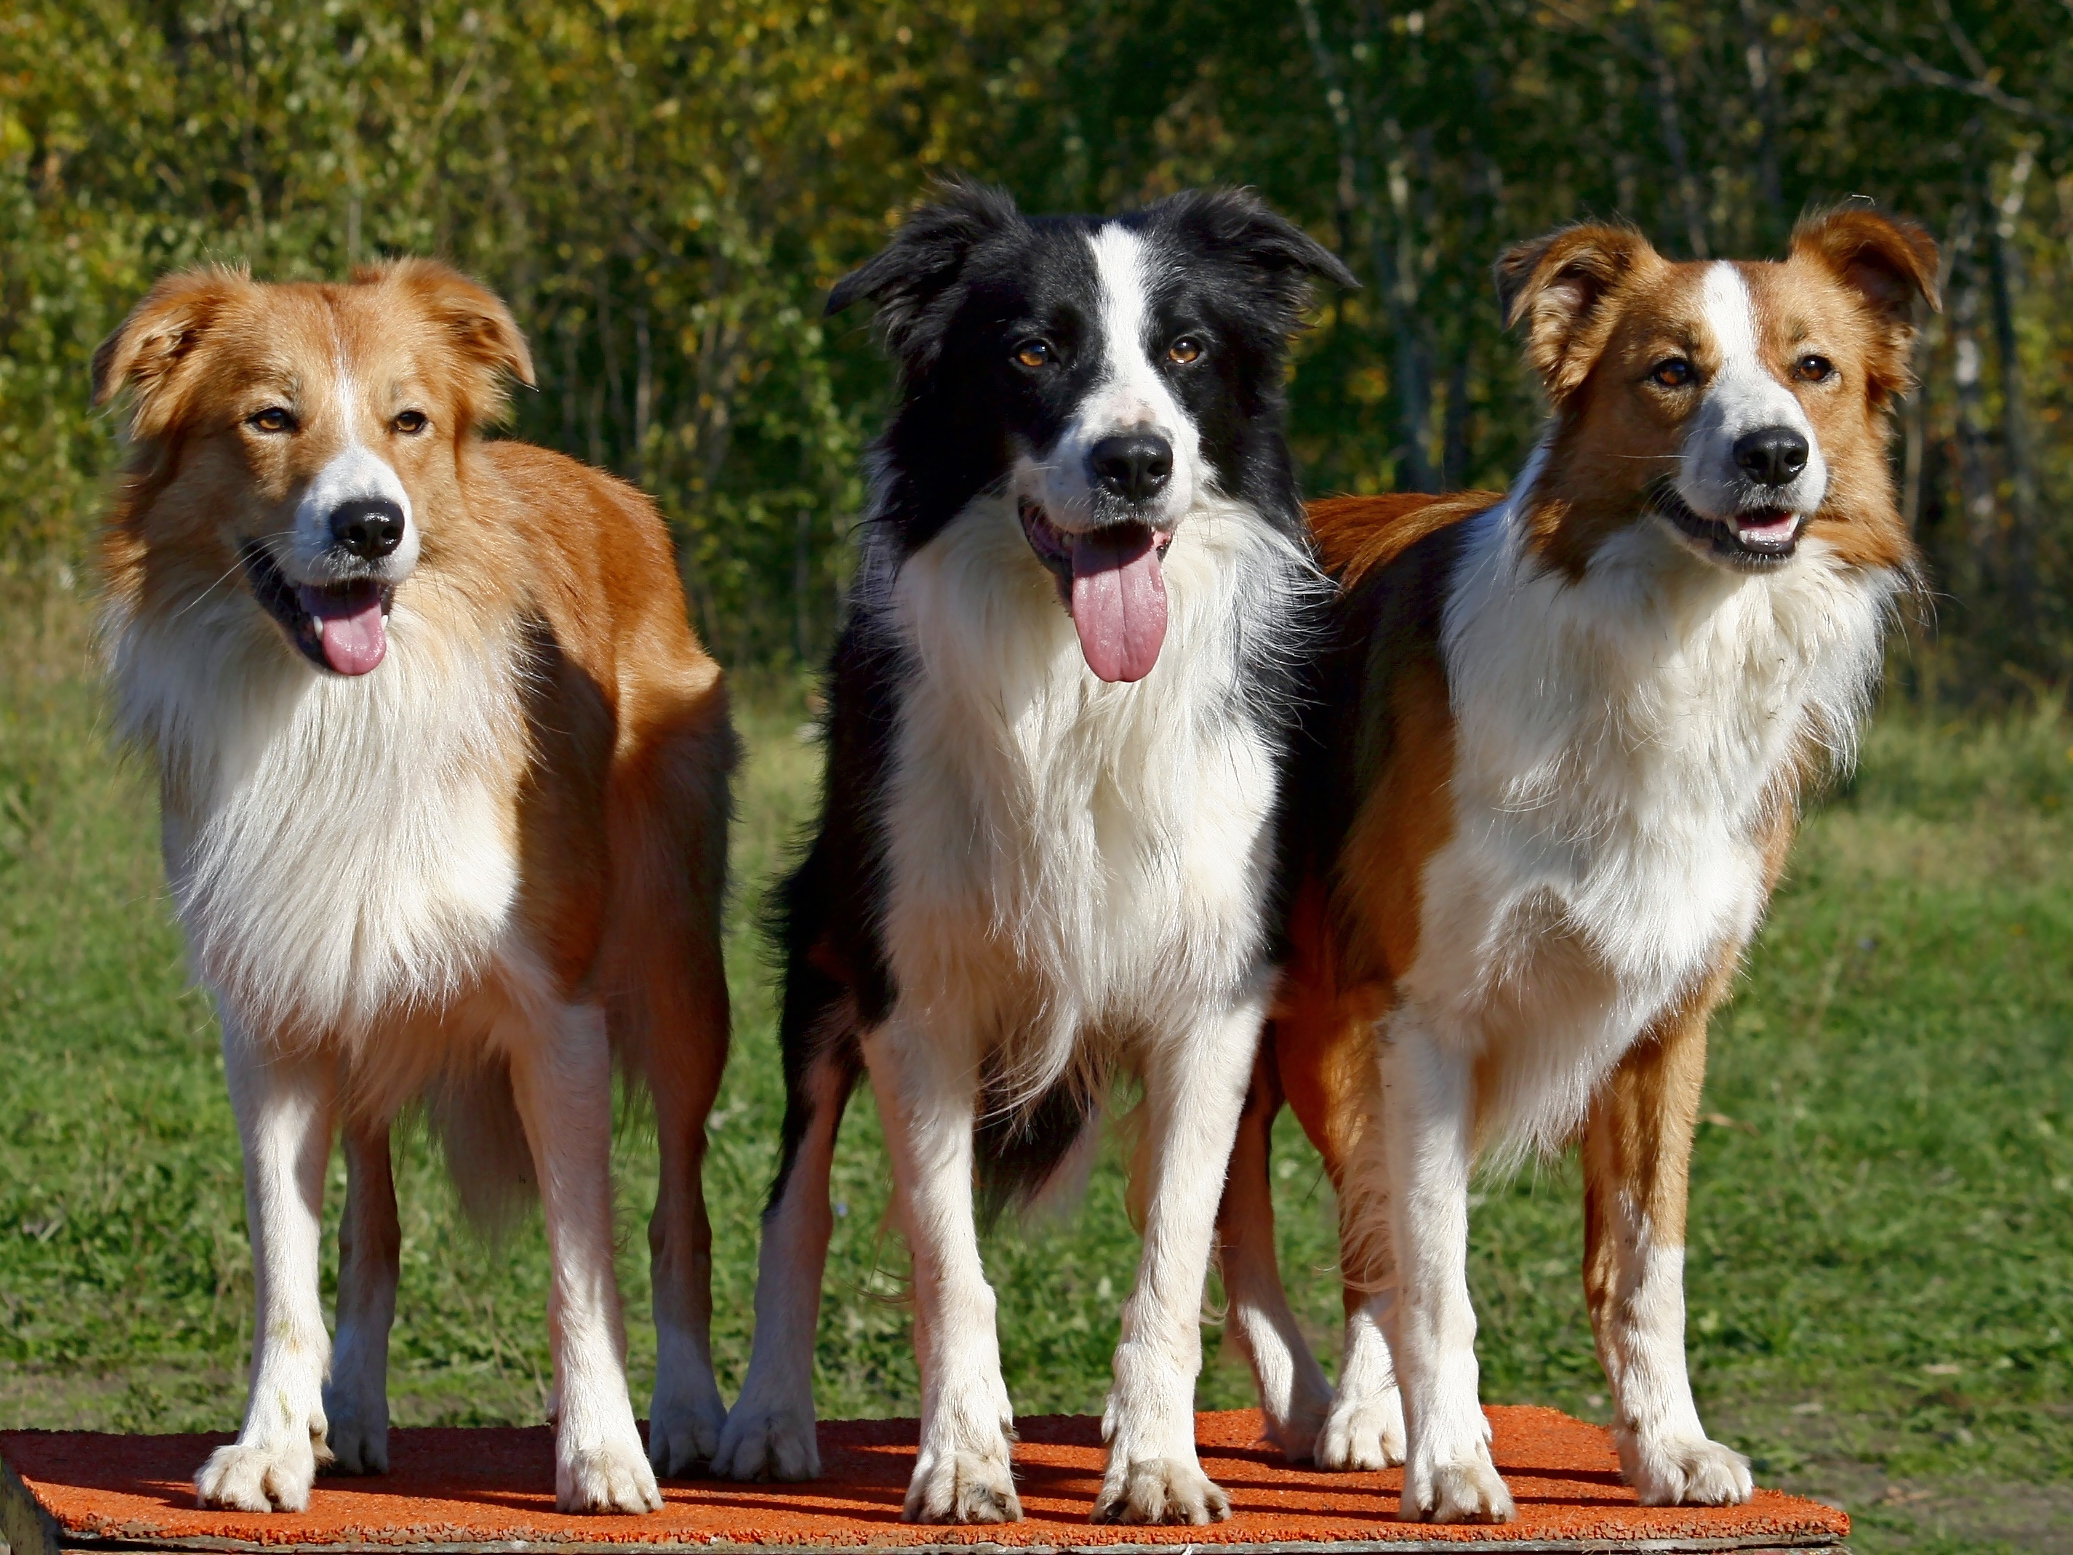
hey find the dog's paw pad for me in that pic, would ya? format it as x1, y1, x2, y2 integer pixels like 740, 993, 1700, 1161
559, 1440, 663, 1514
1315, 1387, 1406, 1471
903, 1446, 1021, 1524
1626, 1435, 1754, 1506
713, 1401, 821, 1483
196, 1440, 317, 1513
1405, 1458, 1515, 1524
1092, 1458, 1232, 1526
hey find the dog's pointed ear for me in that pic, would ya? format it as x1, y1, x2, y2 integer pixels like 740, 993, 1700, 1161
1163, 187, 1359, 295
825, 179, 1020, 367
1791, 206, 1941, 405
91, 265, 250, 435
1495, 224, 1662, 400
370, 259, 535, 425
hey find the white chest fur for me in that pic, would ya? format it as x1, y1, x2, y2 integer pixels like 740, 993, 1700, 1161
872, 494, 1305, 1097
111, 594, 527, 1044
1411, 497, 1894, 1151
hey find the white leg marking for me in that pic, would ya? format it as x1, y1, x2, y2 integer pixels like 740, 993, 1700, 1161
1600, 1222, 1753, 1505
864, 1013, 1020, 1525
322, 1118, 398, 1476
646, 1070, 726, 1477
1381, 1016, 1514, 1524
1216, 1093, 1333, 1461
713, 1056, 850, 1482
508, 1003, 660, 1514
1317, 1291, 1407, 1471
1095, 1000, 1262, 1525
196, 1019, 335, 1512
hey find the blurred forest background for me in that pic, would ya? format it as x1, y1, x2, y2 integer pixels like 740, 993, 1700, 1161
2, 0, 2069, 690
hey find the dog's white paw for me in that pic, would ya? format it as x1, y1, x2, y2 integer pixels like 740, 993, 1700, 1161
1092, 1457, 1232, 1526
1403, 1456, 1515, 1523
320, 1386, 388, 1476
1315, 1386, 1406, 1471
1619, 1431, 1754, 1507
713, 1393, 821, 1482
902, 1438, 1021, 1524
648, 1392, 725, 1478
557, 1434, 664, 1514
195, 1435, 322, 1512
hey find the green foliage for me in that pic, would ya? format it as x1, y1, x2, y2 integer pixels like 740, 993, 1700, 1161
4, 1, 2071, 685
4, 589, 2070, 1547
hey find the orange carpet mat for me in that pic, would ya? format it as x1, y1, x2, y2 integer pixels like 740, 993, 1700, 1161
2, 1408, 1848, 1551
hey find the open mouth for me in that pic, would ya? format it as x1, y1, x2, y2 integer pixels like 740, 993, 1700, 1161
1649, 482, 1806, 568
1019, 498, 1173, 684
239, 543, 394, 676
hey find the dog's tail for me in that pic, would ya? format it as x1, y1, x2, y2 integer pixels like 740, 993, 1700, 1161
974, 1078, 1103, 1230
425, 1064, 538, 1234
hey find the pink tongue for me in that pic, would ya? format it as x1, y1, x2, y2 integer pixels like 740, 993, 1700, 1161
1068, 527, 1168, 683
1736, 514, 1798, 545
299, 585, 388, 675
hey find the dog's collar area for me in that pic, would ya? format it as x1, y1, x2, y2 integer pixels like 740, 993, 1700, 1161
1648, 482, 1807, 569
1017, 497, 1174, 604
238, 541, 395, 673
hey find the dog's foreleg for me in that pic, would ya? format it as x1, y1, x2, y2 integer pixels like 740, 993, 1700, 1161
865, 1011, 1020, 1525
509, 1002, 660, 1515
195, 1018, 336, 1512
1094, 997, 1261, 1526
713, 1045, 853, 1482
1215, 1047, 1332, 1462
1381, 1011, 1513, 1524
323, 1116, 398, 1475
1582, 995, 1752, 1507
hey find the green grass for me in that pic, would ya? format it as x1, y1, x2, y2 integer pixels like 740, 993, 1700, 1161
3, 586, 2069, 1552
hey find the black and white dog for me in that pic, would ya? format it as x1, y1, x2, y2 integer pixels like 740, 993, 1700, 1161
711, 183, 1353, 1526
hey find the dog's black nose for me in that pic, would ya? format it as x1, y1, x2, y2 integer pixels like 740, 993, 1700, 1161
329, 499, 406, 559
1089, 434, 1174, 504
1733, 427, 1810, 488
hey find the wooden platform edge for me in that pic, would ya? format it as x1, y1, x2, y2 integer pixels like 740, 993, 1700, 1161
1, 1440, 65, 1555
36, 1543, 1848, 1555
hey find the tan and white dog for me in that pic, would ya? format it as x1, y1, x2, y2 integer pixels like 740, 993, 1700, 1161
1212, 210, 1939, 1521
92, 261, 735, 1515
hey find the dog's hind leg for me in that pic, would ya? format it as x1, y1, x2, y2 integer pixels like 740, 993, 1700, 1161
1215, 1038, 1333, 1462
1094, 994, 1265, 1526
323, 1116, 399, 1475
196, 1016, 337, 1512
713, 1039, 856, 1482
1582, 973, 1752, 1508
509, 1001, 661, 1515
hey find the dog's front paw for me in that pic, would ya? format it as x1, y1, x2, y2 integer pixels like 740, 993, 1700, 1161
1315, 1385, 1406, 1471
1618, 1431, 1754, 1507
713, 1392, 820, 1482
558, 1435, 664, 1514
648, 1391, 725, 1478
1403, 1456, 1515, 1523
196, 1435, 322, 1512
1092, 1457, 1232, 1526
903, 1440, 1021, 1524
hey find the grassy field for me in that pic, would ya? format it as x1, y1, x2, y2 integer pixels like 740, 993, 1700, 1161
3, 583, 2069, 1553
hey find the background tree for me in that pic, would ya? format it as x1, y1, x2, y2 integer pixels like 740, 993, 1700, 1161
3, 0, 2068, 690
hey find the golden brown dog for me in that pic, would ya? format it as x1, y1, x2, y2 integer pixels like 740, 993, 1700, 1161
1214, 209, 1938, 1522
93, 260, 734, 1514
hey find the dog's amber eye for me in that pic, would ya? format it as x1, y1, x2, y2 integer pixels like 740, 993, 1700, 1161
247, 407, 297, 434
1014, 340, 1052, 370
1650, 358, 1694, 389
1167, 337, 1203, 365
1794, 354, 1835, 383
393, 409, 429, 434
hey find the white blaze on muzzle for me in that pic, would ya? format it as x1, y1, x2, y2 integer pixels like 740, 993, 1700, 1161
1677, 262, 1828, 532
